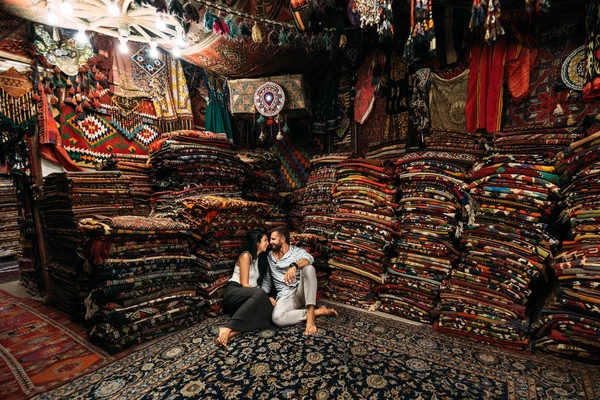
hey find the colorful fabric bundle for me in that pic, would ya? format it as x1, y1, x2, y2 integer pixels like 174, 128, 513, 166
425, 129, 491, 156
150, 185, 242, 219
78, 215, 204, 353
531, 130, 600, 362
40, 172, 134, 317
365, 139, 407, 160
102, 154, 153, 217
376, 151, 474, 323
282, 187, 305, 231
493, 126, 584, 157
149, 130, 246, 192
325, 158, 398, 307
326, 269, 378, 309
0, 175, 20, 283
434, 154, 560, 349
238, 149, 283, 209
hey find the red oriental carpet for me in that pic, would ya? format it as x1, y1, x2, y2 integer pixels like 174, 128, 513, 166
0, 289, 128, 400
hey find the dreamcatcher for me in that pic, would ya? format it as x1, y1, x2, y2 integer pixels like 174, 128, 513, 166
253, 81, 288, 141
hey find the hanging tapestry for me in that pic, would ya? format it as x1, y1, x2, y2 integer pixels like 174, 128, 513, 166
228, 74, 311, 117
561, 46, 584, 91
0, 11, 32, 63
60, 104, 159, 168
466, 36, 511, 133
503, 19, 600, 129
584, 0, 600, 101
357, 96, 387, 155
206, 89, 233, 140
409, 68, 431, 143
312, 75, 341, 134
429, 69, 469, 132
130, 44, 193, 132
505, 24, 538, 104
354, 51, 385, 124
385, 53, 409, 141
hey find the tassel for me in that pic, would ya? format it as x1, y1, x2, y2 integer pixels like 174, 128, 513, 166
339, 33, 347, 48
240, 21, 252, 38
553, 103, 564, 117
252, 23, 263, 43
278, 29, 288, 45
183, 2, 199, 23
76, 104, 83, 113
567, 114, 576, 126
50, 95, 58, 105
96, 82, 102, 91
226, 17, 238, 39
213, 18, 225, 35
203, 9, 216, 31
596, 113, 600, 121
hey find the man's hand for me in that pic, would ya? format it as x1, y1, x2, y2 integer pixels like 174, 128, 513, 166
284, 265, 297, 284
269, 297, 277, 307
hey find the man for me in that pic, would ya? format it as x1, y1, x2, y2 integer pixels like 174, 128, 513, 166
265, 226, 337, 335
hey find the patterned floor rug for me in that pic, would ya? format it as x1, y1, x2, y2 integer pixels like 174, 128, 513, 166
0, 289, 131, 400
33, 304, 599, 400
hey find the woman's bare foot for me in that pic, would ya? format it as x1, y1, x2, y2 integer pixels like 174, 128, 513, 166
314, 305, 338, 317
304, 322, 317, 336
217, 327, 231, 347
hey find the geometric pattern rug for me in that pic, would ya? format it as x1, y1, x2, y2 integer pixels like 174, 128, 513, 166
32, 305, 600, 399
0, 289, 131, 400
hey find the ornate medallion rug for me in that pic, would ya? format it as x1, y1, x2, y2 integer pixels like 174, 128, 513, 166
33, 305, 599, 400
0, 289, 130, 400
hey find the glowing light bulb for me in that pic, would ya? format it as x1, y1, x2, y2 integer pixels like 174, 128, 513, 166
119, 37, 129, 54
156, 15, 166, 30
60, 0, 73, 15
108, 1, 120, 16
172, 45, 181, 58
48, 10, 59, 24
75, 27, 88, 44
175, 32, 186, 48
149, 42, 158, 58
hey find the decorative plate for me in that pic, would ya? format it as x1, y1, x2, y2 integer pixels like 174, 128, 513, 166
561, 45, 585, 91
254, 82, 285, 117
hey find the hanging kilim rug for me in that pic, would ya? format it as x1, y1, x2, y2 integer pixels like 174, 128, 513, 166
33, 305, 599, 399
0, 289, 133, 400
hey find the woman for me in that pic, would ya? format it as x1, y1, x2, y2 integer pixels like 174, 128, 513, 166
217, 231, 276, 346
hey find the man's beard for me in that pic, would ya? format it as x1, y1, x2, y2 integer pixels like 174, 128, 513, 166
271, 243, 282, 252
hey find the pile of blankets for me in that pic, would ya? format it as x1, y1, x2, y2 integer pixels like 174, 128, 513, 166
326, 158, 398, 309
282, 188, 305, 231
150, 186, 242, 219
493, 127, 584, 156
366, 139, 407, 160
179, 195, 271, 314
40, 172, 134, 317
105, 154, 154, 217
0, 175, 20, 283
376, 151, 475, 323
434, 154, 560, 350
150, 130, 247, 192
79, 215, 205, 353
425, 129, 490, 156
532, 131, 600, 362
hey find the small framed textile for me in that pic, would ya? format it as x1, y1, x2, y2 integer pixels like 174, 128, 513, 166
228, 74, 312, 118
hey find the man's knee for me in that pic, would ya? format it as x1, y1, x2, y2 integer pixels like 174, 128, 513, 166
301, 264, 316, 280
272, 307, 286, 326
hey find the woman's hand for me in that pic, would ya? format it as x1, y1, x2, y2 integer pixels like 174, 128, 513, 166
269, 297, 277, 307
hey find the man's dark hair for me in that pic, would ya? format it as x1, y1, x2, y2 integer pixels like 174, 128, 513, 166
271, 226, 290, 244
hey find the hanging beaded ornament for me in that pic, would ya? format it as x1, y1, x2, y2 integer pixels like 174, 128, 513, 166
254, 81, 286, 140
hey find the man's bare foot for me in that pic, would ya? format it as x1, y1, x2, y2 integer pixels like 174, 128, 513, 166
304, 322, 317, 335
217, 327, 231, 347
314, 305, 338, 317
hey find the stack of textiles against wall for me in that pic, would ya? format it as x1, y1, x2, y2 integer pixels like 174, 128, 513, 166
40, 172, 134, 317
150, 186, 242, 218
282, 188, 305, 231
376, 151, 476, 323
434, 154, 560, 350
180, 196, 271, 315
0, 175, 20, 283
79, 216, 205, 353
300, 154, 349, 239
104, 154, 154, 217
365, 139, 407, 160
238, 149, 286, 230
532, 131, 600, 362
325, 158, 398, 309
425, 129, 490, 156
291, 233, 331, 297
493, 126, 584, 156
150, 130, 247, 192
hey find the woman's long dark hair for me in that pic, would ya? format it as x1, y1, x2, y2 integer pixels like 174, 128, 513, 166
244, 230, 269, 285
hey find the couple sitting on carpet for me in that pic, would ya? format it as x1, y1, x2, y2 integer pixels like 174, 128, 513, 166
216, 227, 338, 346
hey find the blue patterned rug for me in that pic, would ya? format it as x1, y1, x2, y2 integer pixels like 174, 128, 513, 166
33, 305, 599, 399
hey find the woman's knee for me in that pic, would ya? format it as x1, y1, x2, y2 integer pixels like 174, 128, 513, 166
249, 287, 266, 298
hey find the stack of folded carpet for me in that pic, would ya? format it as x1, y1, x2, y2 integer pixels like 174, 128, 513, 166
105, 154, 153, 217
434, 154, 560, 349
532, 131, 600, 362
79, 215, 205, 353
493, 126, 584, 156
300, 154, 349, 240
0, 175, 20, 283
150, 186, 242, 219
238, 149, 282, 205
282, 188, 305, 231
425, 129, 490, 156
179, 196, 271, 314
366, 139, 407, 160
375, 151, 476, 323
40, 172, 134, 317
150, 130, 247, 192
325, 158, 398, 309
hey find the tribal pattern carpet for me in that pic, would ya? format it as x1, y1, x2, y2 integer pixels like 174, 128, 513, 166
0, 289, 129, 400
34, 305, 600, 399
